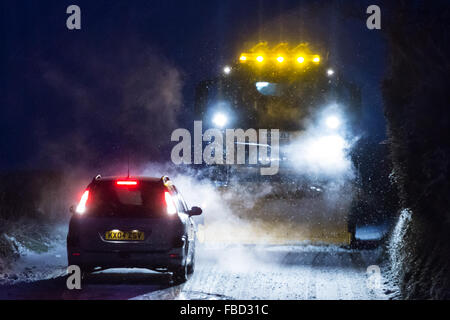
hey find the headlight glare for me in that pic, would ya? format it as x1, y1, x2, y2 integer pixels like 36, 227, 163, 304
325, 115, 341, 129
212, 113, 228, 128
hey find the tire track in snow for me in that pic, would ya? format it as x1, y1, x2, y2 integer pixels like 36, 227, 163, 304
136, 245, 389, 300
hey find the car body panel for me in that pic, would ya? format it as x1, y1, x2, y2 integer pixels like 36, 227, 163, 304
67, 176, 199, 272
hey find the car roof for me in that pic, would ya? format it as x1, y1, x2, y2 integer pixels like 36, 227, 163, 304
94, 176, 163, 183
89, 176, 176, 188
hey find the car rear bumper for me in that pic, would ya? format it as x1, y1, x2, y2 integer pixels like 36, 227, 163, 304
67, 247, 185, 271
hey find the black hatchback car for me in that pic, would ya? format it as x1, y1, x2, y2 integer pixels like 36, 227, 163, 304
67, 175, 202, 283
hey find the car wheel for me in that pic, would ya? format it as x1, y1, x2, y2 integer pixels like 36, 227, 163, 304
79, 265, 93, 280
172, 263, 188, 284
187, 248, 195, 275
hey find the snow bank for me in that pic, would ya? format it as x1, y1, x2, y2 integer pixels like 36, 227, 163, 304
0, 222, 67, 285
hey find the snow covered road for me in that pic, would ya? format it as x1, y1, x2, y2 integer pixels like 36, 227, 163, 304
0, 243, 393, 300
135, 245, 390, 300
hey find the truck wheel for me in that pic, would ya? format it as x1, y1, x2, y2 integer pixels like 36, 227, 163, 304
348, 221, 357, 247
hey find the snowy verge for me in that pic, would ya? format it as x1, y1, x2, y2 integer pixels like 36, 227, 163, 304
0, 221, 67, 285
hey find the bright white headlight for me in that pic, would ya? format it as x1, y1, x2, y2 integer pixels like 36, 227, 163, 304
306, 134, 347, 170
212, 113, 228, 128
255, 82, 270, 90
325, 115, 341, 129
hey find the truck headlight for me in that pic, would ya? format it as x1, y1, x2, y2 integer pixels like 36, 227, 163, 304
325, 115, 341, 129
212, 113, 228, 128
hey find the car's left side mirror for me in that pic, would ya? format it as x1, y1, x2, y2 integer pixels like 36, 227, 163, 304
188, 206, 202, 216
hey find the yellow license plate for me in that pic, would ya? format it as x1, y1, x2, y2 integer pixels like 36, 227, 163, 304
105, 230, 145, 241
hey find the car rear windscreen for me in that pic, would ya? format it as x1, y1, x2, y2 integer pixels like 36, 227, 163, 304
86, 181, 166, 218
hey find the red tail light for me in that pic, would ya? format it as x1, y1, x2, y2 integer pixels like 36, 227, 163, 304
76, 190, 89, 215
164, 191, 177, 215
116, 180, 138, 186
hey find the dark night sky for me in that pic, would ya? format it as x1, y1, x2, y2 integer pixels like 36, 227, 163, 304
0, 0, 387, 171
